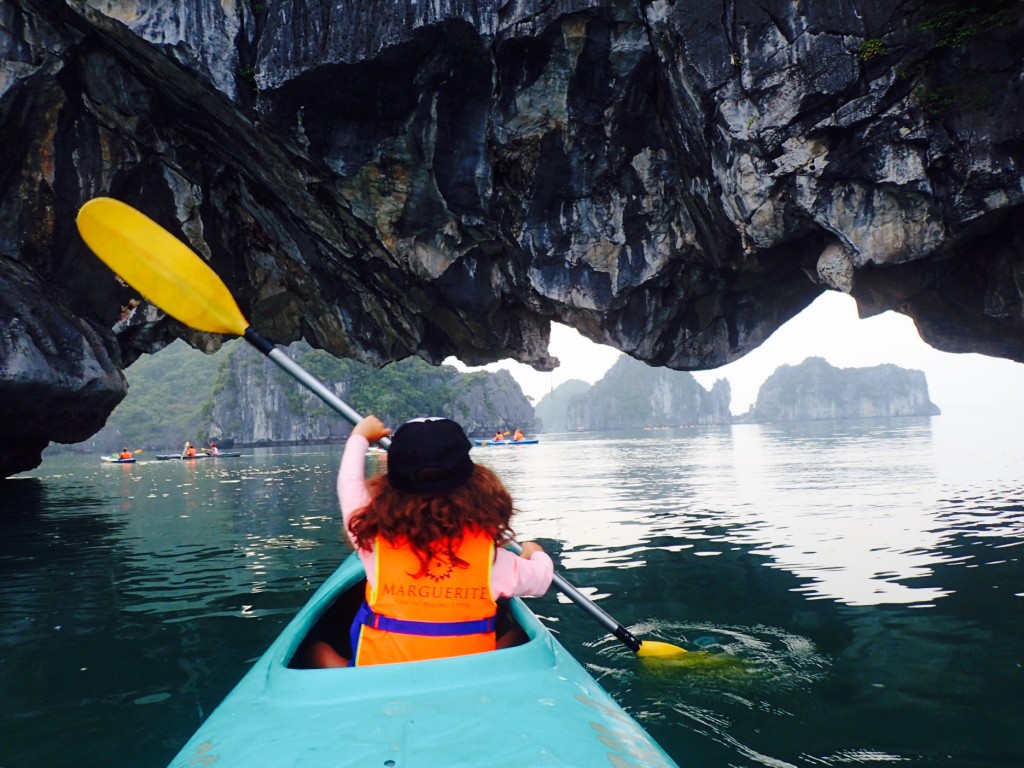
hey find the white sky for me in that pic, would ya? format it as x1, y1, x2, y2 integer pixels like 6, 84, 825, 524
448, 291, 1024, 417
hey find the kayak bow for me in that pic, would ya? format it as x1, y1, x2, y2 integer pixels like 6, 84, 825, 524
167, 554, 678, 768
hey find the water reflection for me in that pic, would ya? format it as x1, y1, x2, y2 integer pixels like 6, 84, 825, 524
1, 450, 353, 766
5, 417, 1024, 768
482, 418, 1024, 609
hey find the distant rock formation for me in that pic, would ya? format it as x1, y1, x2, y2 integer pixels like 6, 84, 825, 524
83, 340, 533, 450
534, 379, 593, 433
454, 369, 535, 438
207, 343, 535, 443
540, 355, 731, 431
205, 343, 350, 446
741, 357, 940, 422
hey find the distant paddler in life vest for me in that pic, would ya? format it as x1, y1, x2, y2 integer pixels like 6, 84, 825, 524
303, 415, 554, 668
493, 430, 506, 442
512, 428, 525, 441
118, 448, 133, 460
181, 441, 197, 459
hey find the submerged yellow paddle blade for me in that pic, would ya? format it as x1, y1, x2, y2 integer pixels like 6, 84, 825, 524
76, 197, 249, 336
637, 640, 689, 658
640, 650, 755, 674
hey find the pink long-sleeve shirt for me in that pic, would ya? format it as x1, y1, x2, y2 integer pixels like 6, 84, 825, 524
337, 434, 554, 599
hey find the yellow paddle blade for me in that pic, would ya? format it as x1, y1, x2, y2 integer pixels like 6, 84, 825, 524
76, 197, 249, 336
640, 650, 754, 674
637, 640, 689, 658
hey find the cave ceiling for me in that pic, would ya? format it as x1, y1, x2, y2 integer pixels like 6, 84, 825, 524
1, 0, 1022, 476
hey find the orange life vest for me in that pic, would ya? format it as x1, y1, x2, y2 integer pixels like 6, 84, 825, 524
352, 530, 497, 666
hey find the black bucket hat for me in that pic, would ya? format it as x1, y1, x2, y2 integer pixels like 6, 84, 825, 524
387, 417, 475, 494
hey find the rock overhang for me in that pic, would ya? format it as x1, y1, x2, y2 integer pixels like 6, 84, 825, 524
1, 0, 1022, 477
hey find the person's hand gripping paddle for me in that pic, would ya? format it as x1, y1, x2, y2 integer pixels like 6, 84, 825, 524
76, 196, 686, 659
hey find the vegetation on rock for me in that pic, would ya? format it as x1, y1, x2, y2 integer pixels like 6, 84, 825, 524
79, 341, 533, 452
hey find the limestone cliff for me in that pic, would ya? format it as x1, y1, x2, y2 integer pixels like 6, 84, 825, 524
205, 343, 350, 446
743, 357, 940, 422
534, 379, 593, 433
207, 346, 535, 442
84, 339, 533, 448
562, 355, 731, 429
2, 1, 1023, 476
452, 369, 536, 437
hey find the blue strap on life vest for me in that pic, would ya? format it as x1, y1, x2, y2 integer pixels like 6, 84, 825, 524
354, 601, 495, 636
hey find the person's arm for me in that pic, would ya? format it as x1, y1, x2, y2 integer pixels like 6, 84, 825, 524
337, 415, 392, 539
338, 433, 370, 533
491, 542, 554, 598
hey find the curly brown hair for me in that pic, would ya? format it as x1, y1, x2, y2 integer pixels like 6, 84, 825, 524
348, 464, 516, 577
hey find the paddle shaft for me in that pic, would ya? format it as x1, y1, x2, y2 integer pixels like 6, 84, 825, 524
243, 328, 642, 652
550, 573, 642, 652
505, 541, 642, 653
75, 196, 647, 655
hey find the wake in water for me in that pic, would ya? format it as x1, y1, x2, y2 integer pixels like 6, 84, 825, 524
585, 621, 836, 767
590, 620, 830, 689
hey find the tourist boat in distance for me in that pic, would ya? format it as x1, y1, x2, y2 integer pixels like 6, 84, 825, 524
472, 438, 539, 446
155, 451, 242, 460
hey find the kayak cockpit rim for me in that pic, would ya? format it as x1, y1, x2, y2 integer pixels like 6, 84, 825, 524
264, 554, 558, 686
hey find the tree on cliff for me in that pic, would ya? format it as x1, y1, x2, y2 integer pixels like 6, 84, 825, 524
82, 341, 533, 450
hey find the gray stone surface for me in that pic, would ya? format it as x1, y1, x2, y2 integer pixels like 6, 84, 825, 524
2, 1, 1022, 475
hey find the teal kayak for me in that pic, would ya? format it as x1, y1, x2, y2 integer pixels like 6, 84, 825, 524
473, 438, 539, 446
155, 451, 242, 460
101, 456, 136, 464
168, 553, 678, 768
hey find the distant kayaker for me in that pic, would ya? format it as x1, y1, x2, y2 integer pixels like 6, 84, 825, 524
493, 430, 505, 441
513, 429, 524, 441
308, 415, 553, 668
205, 442, 220, 456
118, 448, 133, 460
182, 442, 197, 458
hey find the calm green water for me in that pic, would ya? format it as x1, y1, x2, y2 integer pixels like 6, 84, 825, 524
2, 415, 1022, 767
